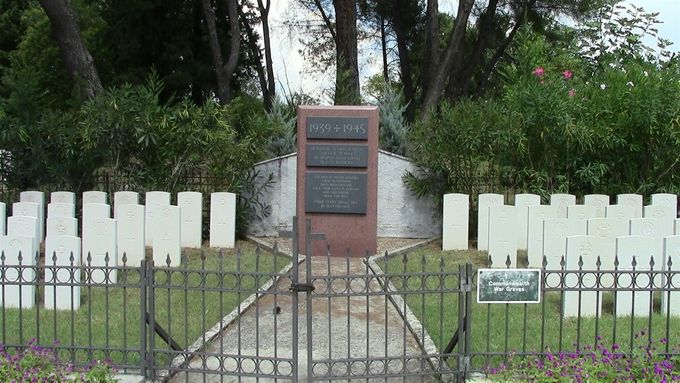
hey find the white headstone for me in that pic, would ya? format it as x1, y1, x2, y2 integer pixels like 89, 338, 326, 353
676, 219, 680, 235
44, 235, 81, 310
82, 203, 110, 236
586, 217, 630, 271
114, 191, 139, 219
630, 218, 674, 264
48, 203, 75, 218
662, 235, 680, 316
567, 205, 598, 221
527, 205, 565, 267
651, 193, 677, 216
82, 191, 107, 205
145, 191, 170, 247
152, 205, 181, 266
644, 204, 676, 221
615, 235, 657, 317
0, 235, 36, 308
514, 194, 541, 251
47, 217, 78, 237
7, 216, 39, 256
178, 192, 202, 248
210, 192, 236, 248
82, 217, 117, 283
19, 191, 44, 242
117, 204, 145, 267
0, 202, 5, 236
442, 193, 469, 251
476, 193, 504, 251
563, 235, 604, 317
616, 194, 643, 218
12, 201, 39, 220
605, 204, 635, 221
51, 191, 75, 205
543, 218, 587, 271
583, 194, 609, 218
488, 205, 517, 267
550, 194, 576, 214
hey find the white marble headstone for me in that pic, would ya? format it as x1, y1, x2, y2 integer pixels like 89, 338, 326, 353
567, 205, 597, 221
0, 235, 36, 308
527, 205, 565, 267
563, 235, 604, 317
615, 235, 656, 317
19, 191, 44, 242
662, 235, 680, 316
586, 217, 630, 271
543, 218, 587, 271
51, 191, 75, 205
549, 194, 576, 216
616, 194, 643, 218
47, 217, 78, 237
630, 218, 674, 264
0, 202, 5, 236
442, 193, 469, 251
83, 217, 117, 284
514, 194, 541, 251
48, 203, 75, 218
583, 194, 610, 218
82, 191, 107, 205
476, 193, 504, 251
676, 219, 680, 235
114, 191, 139, 219
82, 203, 110, 236
605, 204, 635, 221
644, 204, 676, 221
178, 192, 202, 248
117, 204, 145, 267
145, 191, 170, 247
651, 193, 677, 215
488, 205, 517, 267
210, 192, 236, 248
152, 205, 181, 266
7, 216, 39, 256
44, 235, 81, 310
12, 201, 39, 220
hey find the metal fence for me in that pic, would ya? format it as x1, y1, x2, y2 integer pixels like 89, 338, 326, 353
1, 240, 679, 382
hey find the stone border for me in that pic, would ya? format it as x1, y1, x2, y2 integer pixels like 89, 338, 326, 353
157, 239, 303, 382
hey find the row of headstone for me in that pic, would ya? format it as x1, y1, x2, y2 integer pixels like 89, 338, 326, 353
1, 191, 236, 310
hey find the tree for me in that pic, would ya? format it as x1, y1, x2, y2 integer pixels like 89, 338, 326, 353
201, 0, 240, 105
38, 0, 102, 100
333, 0, 360, 104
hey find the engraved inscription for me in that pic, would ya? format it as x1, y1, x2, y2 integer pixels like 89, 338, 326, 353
305, 172, 367, 214
306, 144, 368, 168
307, 117, 368, 140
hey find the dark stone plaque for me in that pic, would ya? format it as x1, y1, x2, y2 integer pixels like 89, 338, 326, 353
306, 116, 369, 140
306, 144, 368, 168
477, 269, 541, 303
305, 172, 367, 214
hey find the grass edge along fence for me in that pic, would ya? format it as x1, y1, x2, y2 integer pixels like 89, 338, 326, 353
0, 242, 286, 375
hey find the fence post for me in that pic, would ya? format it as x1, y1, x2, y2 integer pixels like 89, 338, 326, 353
139, 259, 147, 379
464, 263, 473, 380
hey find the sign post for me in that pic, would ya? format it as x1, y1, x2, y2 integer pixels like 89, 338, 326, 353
477, 269, 542, 304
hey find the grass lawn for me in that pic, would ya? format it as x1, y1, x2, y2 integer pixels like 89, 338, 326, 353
382, 242, 680, 371
0, 241, 287, 369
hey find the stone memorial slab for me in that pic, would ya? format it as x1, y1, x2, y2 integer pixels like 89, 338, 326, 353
82, 191, 107, 205
19, 191, 44, 242
117, 204, 145, 267
48, 203, 75, 218
12, 202, 39, 220
617, 194, 643, 218
442, 193, 469, 251
297, 106, 378, 256
178, 191, 202, 248
210, 192, 236, 248
82, 203, 110, 236
153, 205, 181, 266
514, 194, 541, 251
550, 194, 576, 211
527, 205, 565, 267
542, 218, 586, 271
676, 219, 680, 235
583, 194, 610, 218
662, 235, 680, 316
51, 191, 75, 205
488, 205, 518, 267
563, 235, 605, 317
0, 202, 5, 236
644, 204, 676, 221
615, 236, 656, 317
605, 204, 635, 221
630, 218, 674, 263
44, 235, 81, 310
0, 235, 36, 308
83, 217, 117, 284
47, 217, 77, 237
586, 217, 630, 270
651, 193, 677, 215
567, 205, 597, 221
477, 193, 504, 251
145, 191, 170, 247
114, 191, 139, 219
7, 216, 39, 255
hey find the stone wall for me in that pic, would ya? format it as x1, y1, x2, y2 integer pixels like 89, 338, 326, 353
247, 150, 440, 238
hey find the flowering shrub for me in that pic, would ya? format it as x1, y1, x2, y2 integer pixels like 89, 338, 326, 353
0, 340, 117, 383
487, 335, 680, 382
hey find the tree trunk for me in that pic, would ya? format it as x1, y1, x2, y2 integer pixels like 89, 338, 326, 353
258, 0, 276, 109
223, 0, 240, 103
39, 0, 102, 100
242, 8, 270, 109
391, 2, 415, 121
420, 0, 474, 120
421, 0, 439, 96
200, 0, 230, 104
380, 14, 389, 81
333, 0, 360, 105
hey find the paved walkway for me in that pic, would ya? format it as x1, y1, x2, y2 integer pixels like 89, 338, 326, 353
169, 254, 436, 382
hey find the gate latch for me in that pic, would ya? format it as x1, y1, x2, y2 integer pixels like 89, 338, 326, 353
290, 283, 315, 293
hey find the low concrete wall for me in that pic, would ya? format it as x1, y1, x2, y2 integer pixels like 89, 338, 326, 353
247, 150, 440, 238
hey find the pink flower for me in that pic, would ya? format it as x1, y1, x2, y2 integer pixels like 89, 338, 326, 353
568, 89, 576, 97
532, 67, 545, 77
562, 70, 573, 80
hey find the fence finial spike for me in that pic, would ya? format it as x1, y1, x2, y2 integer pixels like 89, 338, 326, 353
505, 254, 511, 268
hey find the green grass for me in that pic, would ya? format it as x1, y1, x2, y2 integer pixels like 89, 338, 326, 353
0, 241, 288, 368
382, 242, 680, 371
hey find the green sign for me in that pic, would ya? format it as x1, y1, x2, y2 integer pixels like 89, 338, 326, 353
477, 269, 541, 304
